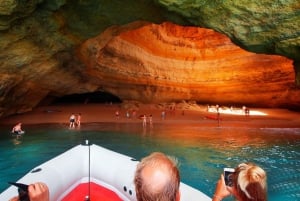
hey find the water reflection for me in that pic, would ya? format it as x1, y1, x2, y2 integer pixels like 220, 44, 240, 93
0, 124, 299, 201
11, 134, 23, 145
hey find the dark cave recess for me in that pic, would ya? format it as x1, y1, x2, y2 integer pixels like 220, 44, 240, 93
50, 91, 122, 104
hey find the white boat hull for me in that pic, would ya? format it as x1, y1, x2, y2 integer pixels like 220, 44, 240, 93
0, 144, 211, 201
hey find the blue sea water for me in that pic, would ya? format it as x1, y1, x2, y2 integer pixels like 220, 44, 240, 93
0, 123, 299, 201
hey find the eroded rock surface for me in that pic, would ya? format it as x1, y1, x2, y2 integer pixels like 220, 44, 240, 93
0, 0, 299, 117
78, 22, 299, 108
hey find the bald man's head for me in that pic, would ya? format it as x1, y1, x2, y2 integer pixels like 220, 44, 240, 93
134, 152, 180, 201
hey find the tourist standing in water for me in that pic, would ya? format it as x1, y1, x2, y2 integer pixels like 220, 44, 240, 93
69, 113, 75, 128
149, 114, 153, 128
141, 114, 147, 128
115, 110, 120, 120
76, 113, 81, 127
11, 123, 24, 134
142, 114, 147, 127
161, 110, 166, 120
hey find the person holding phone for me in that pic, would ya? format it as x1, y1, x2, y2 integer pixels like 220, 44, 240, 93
213, 163, 267, 201
9, 182, 49, 201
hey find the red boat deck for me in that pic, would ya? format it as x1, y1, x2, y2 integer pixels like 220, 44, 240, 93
62, 182, 123, 201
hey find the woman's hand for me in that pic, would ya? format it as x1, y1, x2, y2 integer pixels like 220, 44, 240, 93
9, 182, 49, 201
213, 174, 231, 201
9, 196, 19, 201
28, 182, 49, 201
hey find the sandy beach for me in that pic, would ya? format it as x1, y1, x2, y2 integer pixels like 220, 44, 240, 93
0, 103, 299, 128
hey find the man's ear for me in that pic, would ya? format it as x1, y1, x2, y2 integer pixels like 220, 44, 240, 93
176, 191, 181, 201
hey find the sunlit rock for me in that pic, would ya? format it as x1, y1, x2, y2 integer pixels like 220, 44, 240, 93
0, 1, 299, 118
78, 22, 299, 108
156, 0, 300, 61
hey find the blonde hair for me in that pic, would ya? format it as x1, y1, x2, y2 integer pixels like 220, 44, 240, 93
134, 152, 180, 201
235, 163, 267, 201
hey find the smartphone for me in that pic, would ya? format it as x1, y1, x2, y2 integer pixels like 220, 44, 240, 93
224, 168, 235, 187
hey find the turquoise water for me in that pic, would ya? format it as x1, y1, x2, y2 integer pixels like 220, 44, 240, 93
0, 123, 299, 201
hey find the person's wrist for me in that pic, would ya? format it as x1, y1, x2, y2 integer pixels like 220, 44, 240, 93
9, 196, 20, 201
213, 194, 223, 201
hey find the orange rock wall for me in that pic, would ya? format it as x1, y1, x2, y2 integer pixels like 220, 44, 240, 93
78, 22, 299, 107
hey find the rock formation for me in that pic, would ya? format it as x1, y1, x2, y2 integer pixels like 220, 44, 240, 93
78, 22, 299, 108
0, 0, 299, 117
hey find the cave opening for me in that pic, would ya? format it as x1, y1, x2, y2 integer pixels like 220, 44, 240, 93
50, 91, 122, 105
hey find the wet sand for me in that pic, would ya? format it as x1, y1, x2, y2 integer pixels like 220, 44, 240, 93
1, 103, 299, 128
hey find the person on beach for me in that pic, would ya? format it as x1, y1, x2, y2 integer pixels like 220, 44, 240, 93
11, 123, 23, 134
217, 111, 220, 127
69, 113, 75, 128
134, 152, 180, 201
245, 108, 250, 116
216, 104, 219, 112
213, 163, 267, 201
132, 110, 137, 119
142, 114, 147, 127
161, 110, 166, 120
126, 111, 130, 119
148, 114, 153, 128
115, 110, 120, 120
9, 182, 49, 201
76, 113, 81, 127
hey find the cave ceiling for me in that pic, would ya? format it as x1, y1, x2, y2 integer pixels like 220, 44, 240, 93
0, 0, 299, 117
